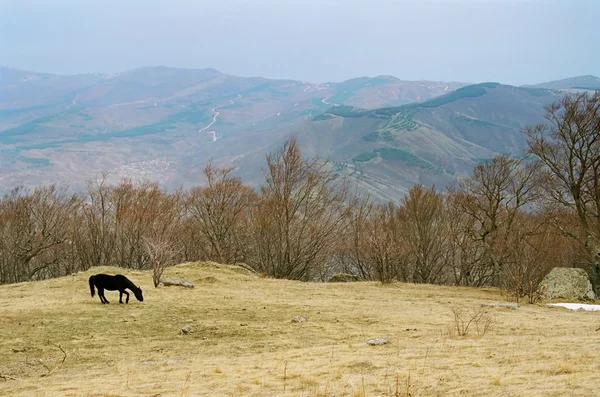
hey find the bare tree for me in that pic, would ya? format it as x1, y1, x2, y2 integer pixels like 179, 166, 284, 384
399, 185, 450, 284
249, 137, 351, 280
72, 172, 116, 269
449, 155, 542, 287
334, 193, 375, 280
445, 192, 487, 286
186, 163, 257, 265
0, 186, 79, 283
525, 91, 600, 295
112, 180, 183, 269
502, 212, 555, 303
362, 202, 406, 283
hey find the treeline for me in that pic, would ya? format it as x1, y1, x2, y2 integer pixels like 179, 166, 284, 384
0, 92, 598, 302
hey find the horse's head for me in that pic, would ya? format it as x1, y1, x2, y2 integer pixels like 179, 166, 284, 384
134, 286, 144, 302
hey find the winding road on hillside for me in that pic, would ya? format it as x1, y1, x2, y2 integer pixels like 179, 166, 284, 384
199, 94, 242, 142
66, 93, 80, 109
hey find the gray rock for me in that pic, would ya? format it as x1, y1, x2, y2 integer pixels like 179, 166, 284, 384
538, 267, 595, 300
367, 338, 389, 346
167, 359, 188, 364
291, 315, 308, 323
141, 361, 160, 365
328, 273, 360, 282
160, 277, 196, 289
481, 303, 520, 309
181, 324, 193, 335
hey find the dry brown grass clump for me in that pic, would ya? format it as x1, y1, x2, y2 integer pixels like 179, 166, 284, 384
0, 262, 598, 396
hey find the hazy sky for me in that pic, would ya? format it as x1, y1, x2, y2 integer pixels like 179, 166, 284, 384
1, 0, 598, 85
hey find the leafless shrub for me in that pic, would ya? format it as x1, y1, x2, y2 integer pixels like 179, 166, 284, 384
142, 236, 183, 287
448, 306, 494, 338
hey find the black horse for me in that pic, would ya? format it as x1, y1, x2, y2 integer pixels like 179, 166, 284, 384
89, 274, 144, 304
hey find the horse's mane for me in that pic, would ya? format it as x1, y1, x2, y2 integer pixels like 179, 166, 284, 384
120, 275, 140, 291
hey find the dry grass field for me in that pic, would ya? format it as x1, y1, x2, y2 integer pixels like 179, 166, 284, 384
0, 262, 599, 396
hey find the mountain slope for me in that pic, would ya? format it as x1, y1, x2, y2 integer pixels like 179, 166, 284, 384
524, 75, 600, 91
268, 83, 565, 200
0, 66, 466, 194
0, 67, 572, 200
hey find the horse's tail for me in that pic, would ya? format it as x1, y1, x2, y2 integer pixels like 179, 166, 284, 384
89, 276, 95, 297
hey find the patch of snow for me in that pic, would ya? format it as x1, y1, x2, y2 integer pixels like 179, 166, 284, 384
547, 303, 600, 311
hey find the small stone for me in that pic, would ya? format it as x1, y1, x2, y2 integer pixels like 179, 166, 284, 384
167, 359, 188, 364
141, 361, 159, 365
181, 325, 193, 335
12, 347, 28, 353
367, 338, 389, 346
292, 315, 308, 323
160, 277, 196, 288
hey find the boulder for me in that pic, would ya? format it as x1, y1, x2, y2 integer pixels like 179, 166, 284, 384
328, 273, 360, 282
159, 277, 195, 288
538, 267, 595, 300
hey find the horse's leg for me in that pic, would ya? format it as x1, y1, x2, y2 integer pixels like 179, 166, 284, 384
99, 288, 109, 304
124, 290, 130, 304
119, 290, 124, 304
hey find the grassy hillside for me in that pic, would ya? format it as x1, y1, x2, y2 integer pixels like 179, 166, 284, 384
0, 262, 598, 396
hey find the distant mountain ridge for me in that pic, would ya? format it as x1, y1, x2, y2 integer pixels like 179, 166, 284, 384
0, 65, 467, 195
523, 75, 600, 91
0, 66, 592, 199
